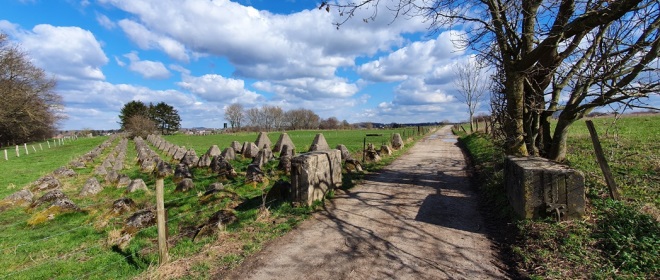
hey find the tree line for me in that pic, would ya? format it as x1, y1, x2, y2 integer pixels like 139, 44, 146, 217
224, 103, 351, 131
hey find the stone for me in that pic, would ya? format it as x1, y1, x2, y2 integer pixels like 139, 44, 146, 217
193, 210, 237, 241
112, 161, 124, 171
4, 189, 34, 205
221, 147, 236, 161
391, 133, 404, 150
94, 166, 108, 176
278, 144, 293, 174
211, 156, 237, 179
308, 133, 330, 152
505, 156, 585, 220
344, 158, 363, 173
32, 175, 61, 191
112, 197, 136, 214
140, 158, 156, 173
365, 143, 381, 162
126, 179, 148, 193
290, 150, 342, 206
53, 166, 76, 178
181, 149, 199, 168
379, 145, 393, 156
69, 160, 86, 169
198, 154, 213, 167
336, 144, 352, 161
273, 133, 295, 154
175, 178, 195, 192
124, 209, 156, 234
242, 142, 259, 159
117, 175, 131, 188
174, 163, 193, 183
51, 198, 80, 211
105, 170, 120, 184
205, 182, 225, 193
230, 141, 243, 154
154, 161, 173, 178
246, 164, 265, 184
31, 189, 67, 209
255, 132, 272, 150
79, 178, 103, 196
252, 149, 272, 168
102, 159, 113, 169
173, 146, 187, 161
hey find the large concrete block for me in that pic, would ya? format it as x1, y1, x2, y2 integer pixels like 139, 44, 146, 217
291, 150, 342, 206
505, 156, 585, 220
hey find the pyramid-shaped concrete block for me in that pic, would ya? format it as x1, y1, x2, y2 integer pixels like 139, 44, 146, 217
308, 133, 330, 152
255, 132, 272, 150
273, 133, 295, 153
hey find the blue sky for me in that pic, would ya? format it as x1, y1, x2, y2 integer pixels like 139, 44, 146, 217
1, 0, 484, 130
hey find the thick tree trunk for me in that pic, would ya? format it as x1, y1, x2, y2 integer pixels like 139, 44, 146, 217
548, 115, 576, 162
504, 72, 528, 156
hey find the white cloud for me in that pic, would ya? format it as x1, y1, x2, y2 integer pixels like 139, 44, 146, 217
117, 19, 189, 62
13, 24, 108, 81
177, 74, 263, 104
96, 13, 116, 29
253, 77, 359, 100
123, 51, 171, 79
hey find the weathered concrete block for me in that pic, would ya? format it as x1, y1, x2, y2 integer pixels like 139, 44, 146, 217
505, 156, 585, 220
291, 150, 342, 206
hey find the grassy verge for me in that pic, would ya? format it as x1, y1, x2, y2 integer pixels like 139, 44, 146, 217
456, 115, 660, 279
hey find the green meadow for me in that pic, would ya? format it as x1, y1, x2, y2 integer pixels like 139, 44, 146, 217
0, 127, 431, 279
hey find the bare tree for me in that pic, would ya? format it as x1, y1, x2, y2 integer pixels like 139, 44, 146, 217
0, 34, 63, 145
224, 103, 244, 131
320, 117, 340, 129
125, 115, 157, 138
454, 59, 488, 133
327, 0, 660, 161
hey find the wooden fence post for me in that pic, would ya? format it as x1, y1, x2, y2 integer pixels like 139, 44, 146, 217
47, 140, 50, 148
15, 145, 19, 157
32, 145, 37, 152
154, 161, 172, 265
39, 143, 43, 151
585, 120, 621, 200
4, 149, 7, 161
24, 143, 29, 155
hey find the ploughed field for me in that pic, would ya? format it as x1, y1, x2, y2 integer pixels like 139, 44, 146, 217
0, 127, 425, 279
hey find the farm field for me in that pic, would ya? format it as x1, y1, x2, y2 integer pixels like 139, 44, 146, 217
0, 127, 431, 279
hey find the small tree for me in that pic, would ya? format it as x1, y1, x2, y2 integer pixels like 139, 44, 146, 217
224, 103, 244, 131
125, 115, 157, 138
119, 101, 148, 131
454, 59, 488, 133
149, 102, 181, 135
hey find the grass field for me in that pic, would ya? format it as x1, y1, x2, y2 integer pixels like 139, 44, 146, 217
0, 127, 432, 279
457, 114, 660, 279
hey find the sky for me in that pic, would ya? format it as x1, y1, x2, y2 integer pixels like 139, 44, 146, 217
1, 0, 490, 130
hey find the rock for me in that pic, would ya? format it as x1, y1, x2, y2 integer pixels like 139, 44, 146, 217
31, 189, 67, 209
175, 178, 195, 192
32, 175, 61, 191
126, 179, 148, 193
365, 143, 381, 162
112, 197, 136, 214
105, 170, 120, 184
230, 141, 243, 154
124, 209, 156, 234
193, 209, 238, 241
336, 144, 352, 161
117, 175, 131, 188
112, 161, 124, 171
140, 158, 156, 172
4, 189, 34, 205
291, 150, 342, 206
211, 156, 237, 179
69, 160, 86, 169
197, 154, 212, 167
102, 159, 113, 169
246, 164, 265, 184
255, 132, 272, 150
79, 178, 103, 196
173, 146, 187, 161
242, 142, 259, 159
252, 149, 272, 168
94, 166, 108, 176
309, 133, 330, 151
344, 158, 363, 173
391, 133, 404, 150
278, 144, 293, 174
205, 182, 225, 193
273, 133, 295, 154
379, 145, 393, 156
181, 149, 199, 168
154, 161, 173, 178
51, 198, 80, 211
174, 163, 193, 183
221, 147, 236, 161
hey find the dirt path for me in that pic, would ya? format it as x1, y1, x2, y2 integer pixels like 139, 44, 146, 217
221, 126, 506, 279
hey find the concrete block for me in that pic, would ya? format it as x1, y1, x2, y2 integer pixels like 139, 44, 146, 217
291, 150, 342, 206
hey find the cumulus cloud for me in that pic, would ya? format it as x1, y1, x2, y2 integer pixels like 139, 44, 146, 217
177, 74, 263, 104
117, 19, 189, 62
122, 51, 171, 79
253, 77, 359, 100
6, 24, 108, 81
96, 12, 115, 29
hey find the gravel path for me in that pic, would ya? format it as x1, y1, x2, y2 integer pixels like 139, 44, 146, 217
221, 126, 506, 279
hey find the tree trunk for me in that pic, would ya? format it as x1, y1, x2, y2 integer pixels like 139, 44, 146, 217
548, 115, 577, 162
504, 72, 528, 156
